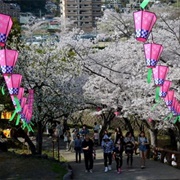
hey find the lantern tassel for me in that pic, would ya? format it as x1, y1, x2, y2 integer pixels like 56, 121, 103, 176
155, 86, 160, 102
14, 96, 21, 112
151, 98, 162, 111
28, 124, 34, 132
26, 124, 31, 132
173, 116, 180, 124
140, 0, 150, 9
1, 86, 5, 95
164, 113, 173, 121
147, 68, 152, 84
9, 110, 17, 121
15, 114, 21, 126
22, 121, 26, 129
30, 122, 34, 126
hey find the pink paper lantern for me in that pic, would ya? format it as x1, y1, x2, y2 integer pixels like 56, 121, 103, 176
17, 87, 25, 101
20, 97, 27, 113
164, 90, 174, 106
148, 118, 153, 122
25, 111, 32, 123
176, 105, 180, 116
10, 95, 16, 106
152, 65, 168, 86
10, 88, 23, 108
114, 111, 120, 116
3, 74, 22, 95
0, 14, 13, 47
159, 80, 171, 98
133, 10, 157, 42
168, 97, 178, 112
144, 43, 163, 68
21, 104, 28, 120
10, 87, 24, 110
172, 102, 180, 116
0, 49, 18, 74
27, 89, 34, 114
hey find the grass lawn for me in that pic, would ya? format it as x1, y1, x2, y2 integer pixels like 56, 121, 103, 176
0, 151, 68, 179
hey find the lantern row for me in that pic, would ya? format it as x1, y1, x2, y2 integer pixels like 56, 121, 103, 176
0, 13, 34, 131
133, 9, 180, 123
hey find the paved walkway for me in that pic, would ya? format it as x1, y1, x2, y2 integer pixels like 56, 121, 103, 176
43, 137, 180, 180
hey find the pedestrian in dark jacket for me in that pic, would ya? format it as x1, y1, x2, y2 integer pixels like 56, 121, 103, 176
113, 136, 124, 174
82, 134, 94, 173
74, 134, 82, 163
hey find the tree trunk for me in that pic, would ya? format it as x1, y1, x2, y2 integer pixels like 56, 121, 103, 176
12, 128, 36, 154
175, 124, 180, 152
168, 128, 177, 150
148, 129, 158, 147
148, 121, 158, 147
36, 121, 43, 154
123, 117, 134, 136
99, 120, 108, 143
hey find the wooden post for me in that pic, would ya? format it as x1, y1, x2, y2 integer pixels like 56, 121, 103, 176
52, 140, 55, 158
57, 137, 60, 161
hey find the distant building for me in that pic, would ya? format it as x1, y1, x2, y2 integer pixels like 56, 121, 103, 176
19, 12, 35, 25
60, 0, 102, 32
0, 1, 20, 19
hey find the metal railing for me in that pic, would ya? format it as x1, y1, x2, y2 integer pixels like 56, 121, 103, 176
152, 146, 180, 168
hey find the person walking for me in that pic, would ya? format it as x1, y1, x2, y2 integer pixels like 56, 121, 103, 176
74, 134, 82, 163
114, 127, 123, 143
124, 131, 135, 168
93, 130, 99, 147
64, 129, 71, 151
80, 124, 89, 139
138, 131, 149, 169
54, 122, 63, 140
113, 135, 124, 174
82, 134, 94, 173
101, 134, 114, 172
94, 122, 100, 132
69, 129, 77, 152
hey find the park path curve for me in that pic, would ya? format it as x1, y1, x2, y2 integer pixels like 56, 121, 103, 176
45, 137, 180, 180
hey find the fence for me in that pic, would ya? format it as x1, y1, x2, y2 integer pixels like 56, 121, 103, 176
152, 146, 180, 169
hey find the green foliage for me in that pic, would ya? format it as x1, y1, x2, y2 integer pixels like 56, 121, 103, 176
51, 162, 67, 177
68, 49, 76, 57
16, 0, 46, 13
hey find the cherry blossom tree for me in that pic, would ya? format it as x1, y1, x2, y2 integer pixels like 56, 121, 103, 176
8, 21, 91, 153
6, 7, 179, 152
74, 7, 180, 147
